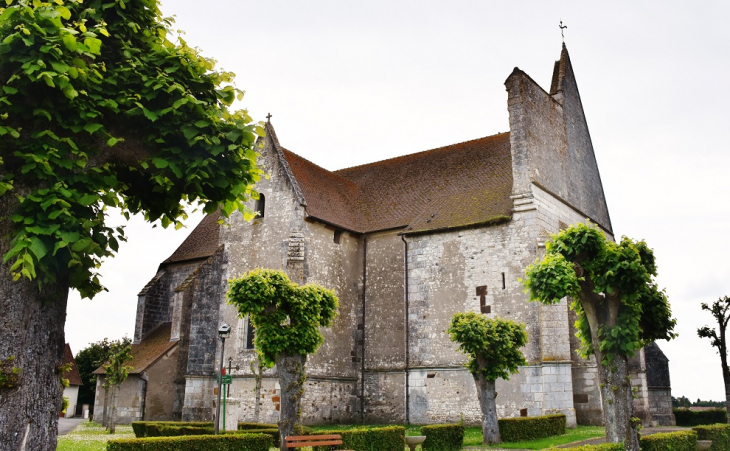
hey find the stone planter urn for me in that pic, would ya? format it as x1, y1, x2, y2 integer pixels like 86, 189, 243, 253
696, 440, 712, 451
405, 436, 426, 451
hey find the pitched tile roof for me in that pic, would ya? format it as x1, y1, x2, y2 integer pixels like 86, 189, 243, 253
63, 343, 83, 386
163, 210, 221, 264
282, 131, 513, 233
93, 323, 177, 375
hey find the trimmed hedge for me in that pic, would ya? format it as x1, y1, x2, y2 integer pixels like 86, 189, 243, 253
421, 424, 464, 451
312, 426, 405, 451
547, 444, 623, 451
132, 422, 212, 438
237, 422, 277, 430
674, 408, 728, 426
693, 424, 730, 451
107, 433, 272, 451
498, 414, 566, 442
639, 430, 697, 451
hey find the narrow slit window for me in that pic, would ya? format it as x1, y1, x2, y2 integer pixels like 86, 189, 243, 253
245, 316, 256, 350
502, 272, 506, 290
334, 230, 342, 244
254, 193, 265, 218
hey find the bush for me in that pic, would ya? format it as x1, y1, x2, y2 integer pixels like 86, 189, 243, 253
131, 422, 213, 438
312, 426, 405, 451
107, 433, 272, 451
674, 408, 728, 426
639, 430, 697, 451
547, 445, 622, 451
421, 424, 464, 451
237, 422, 277, 430
498, 414, 566, 442
225, 428, 279, 443
692, 424, 730, 451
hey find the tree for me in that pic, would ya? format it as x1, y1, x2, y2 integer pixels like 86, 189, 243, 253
75, 337, 131, 408
102, 341, 132, 434
0, 0, 263, 448
697, 296, 730, 422
522, 223, 676, 450
227, 269, 338, 451
447, 312, 527, 445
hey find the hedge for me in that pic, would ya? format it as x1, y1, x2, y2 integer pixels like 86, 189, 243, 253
693, 424, 730, 451
498, 414, 566, 442
421, 424, 464, 451
547, 444, 623, 451
312, 426, 405, 451
639, 430, 697, 451
131, 421, 280, 438
107, 433, 272, 451
674, 408, 728, 426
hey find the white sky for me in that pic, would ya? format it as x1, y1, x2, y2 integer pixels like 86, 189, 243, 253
65, 1, 730, 402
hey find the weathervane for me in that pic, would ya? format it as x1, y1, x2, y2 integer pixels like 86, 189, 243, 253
559, 20, 567, 42
266, 113, 272, 122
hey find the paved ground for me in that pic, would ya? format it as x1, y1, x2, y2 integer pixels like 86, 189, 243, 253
58, 417, 85, 436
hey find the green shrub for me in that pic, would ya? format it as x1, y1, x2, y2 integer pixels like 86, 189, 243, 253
312, 426, 405, 451
498, 414, 566, 442
131, 422, 214, 438
107, 433, 272, 451
421, 423, 464, 451
639, 430, 697, 451
547, 444, 623, 451
692, 424, 730, 451
223, 428, 279, 443
237, 422, 277, 430
674, 408, 728, 426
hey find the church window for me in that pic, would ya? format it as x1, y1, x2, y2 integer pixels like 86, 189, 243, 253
334, 230, 342, 244
245, 316, 256, 350
254, 193, 266, 218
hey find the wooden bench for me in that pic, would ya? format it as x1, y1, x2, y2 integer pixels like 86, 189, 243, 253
285, 434, 352, 450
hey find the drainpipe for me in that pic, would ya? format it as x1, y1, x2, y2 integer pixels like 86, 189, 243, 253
360, 235, 367, 423
401, 235, 410, 424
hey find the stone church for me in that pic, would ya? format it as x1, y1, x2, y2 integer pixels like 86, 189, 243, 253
95, 44, 674, 427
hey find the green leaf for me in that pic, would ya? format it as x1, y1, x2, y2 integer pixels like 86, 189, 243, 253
62, 34, 77, 51
107, 137, 119, 147
151, 158, 168, 169
84, 37, 101, 55
83, 123, 103, 134
56, 5, 71, 19
3, 86, 18, 94
33, 109, 52, 121
181, 125, 198, 141
27, 236, 48, 260
50, 61, 69, 74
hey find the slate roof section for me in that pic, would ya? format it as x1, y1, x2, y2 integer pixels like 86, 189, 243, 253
63, 343, 83, 386
93, 323, 177, 375
333, 132, 513, 233
163, 210, 221, 264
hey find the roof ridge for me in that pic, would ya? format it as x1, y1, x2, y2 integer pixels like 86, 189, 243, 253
334, 132, 509, 174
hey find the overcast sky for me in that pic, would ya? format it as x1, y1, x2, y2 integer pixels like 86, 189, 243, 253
65, 1, 730, 402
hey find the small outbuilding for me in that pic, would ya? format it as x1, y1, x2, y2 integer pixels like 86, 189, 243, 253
62, 343, 83, 417
93, 324, 179, 423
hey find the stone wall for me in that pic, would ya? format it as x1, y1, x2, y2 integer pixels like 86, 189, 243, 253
143, 346, 179, 421
94, 376, 146, 424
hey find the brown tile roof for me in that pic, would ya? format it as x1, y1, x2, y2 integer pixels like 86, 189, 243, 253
163, 210, 221, 264
93, 323, 177, 375
281, 131, 513, 234
63, 343, 83, 386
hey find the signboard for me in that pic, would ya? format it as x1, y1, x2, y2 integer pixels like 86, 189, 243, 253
221, 375, 232, 384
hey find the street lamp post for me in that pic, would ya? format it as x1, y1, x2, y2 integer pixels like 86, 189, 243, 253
214, 323, 231, 435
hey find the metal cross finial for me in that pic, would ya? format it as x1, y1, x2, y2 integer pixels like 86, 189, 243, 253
559, 20, 567, 42
266, 113, 272, 122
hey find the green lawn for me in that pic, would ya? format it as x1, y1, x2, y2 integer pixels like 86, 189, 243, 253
56, 421, 134, 451
56, 421, 605, 450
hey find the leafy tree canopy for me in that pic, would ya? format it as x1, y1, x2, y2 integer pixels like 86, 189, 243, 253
448, 312, 527, 381
75, 336, 130, 405
0, 0, 263, 298
523, 222, 676, 364
227, 269, 339, 367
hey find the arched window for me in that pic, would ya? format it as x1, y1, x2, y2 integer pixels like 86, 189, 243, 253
254, 193, 265, 218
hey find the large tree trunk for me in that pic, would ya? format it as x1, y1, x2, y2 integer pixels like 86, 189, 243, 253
0, 249, 69, 450
721, 353, 730, 424
275, 352, 306, 451
595, 354, 640, 450
473, 372, 500, 445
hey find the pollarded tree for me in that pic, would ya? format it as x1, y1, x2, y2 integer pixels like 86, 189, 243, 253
522, 223, 676, 450
0, 0, 263, 448
103, 342, 132, 434
227, 269, 338, 451
447, 312, 527, 445
697, 296, 730, 422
